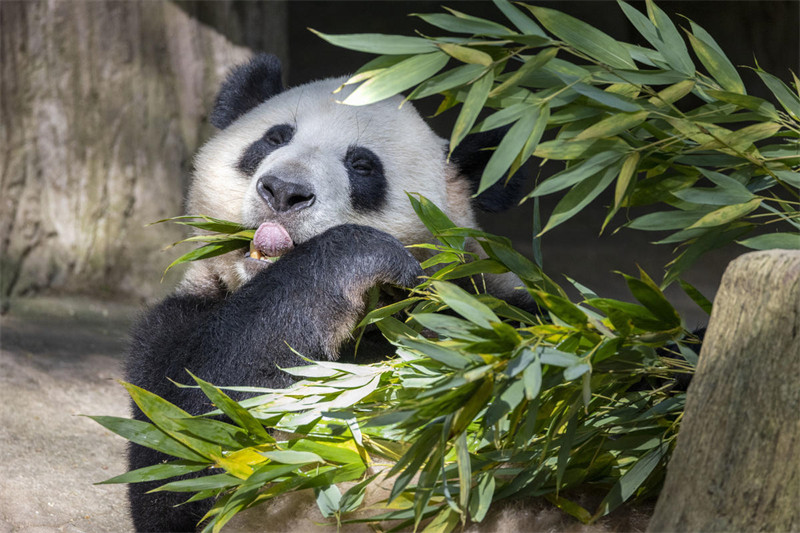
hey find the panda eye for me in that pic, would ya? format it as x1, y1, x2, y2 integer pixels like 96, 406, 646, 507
264, 124, 294, 146
350, 159, 373, 175
346, 146, 380, 176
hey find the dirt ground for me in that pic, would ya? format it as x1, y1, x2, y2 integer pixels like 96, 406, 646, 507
0, 297, 136, 532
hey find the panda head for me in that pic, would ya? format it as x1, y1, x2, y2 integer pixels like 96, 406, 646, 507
182, 54, 524, 295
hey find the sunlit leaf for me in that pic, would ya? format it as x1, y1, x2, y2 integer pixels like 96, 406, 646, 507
738, 232, 800, 250
450, 70, 495, 153
343, 52, 450, 106
526, 6, 635, 69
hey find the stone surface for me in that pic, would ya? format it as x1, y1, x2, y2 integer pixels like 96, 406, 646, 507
0, 297, 136, 532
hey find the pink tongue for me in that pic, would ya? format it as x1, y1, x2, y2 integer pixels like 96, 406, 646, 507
253, 223, 294, 257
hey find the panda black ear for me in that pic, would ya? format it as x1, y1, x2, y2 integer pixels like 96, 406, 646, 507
210, 53, 284, 130
450, 127, 527, 213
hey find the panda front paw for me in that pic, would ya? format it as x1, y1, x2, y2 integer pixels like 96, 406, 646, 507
303, 224, 423, 291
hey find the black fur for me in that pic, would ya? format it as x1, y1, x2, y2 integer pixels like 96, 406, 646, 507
125, 224, 422, 532
210, 53, 284, 130
344, 146, 387, 213
450, 127, 527, 213
237, 123, 295, 176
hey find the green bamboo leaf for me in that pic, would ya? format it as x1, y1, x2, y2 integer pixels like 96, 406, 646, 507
716, 122, 781, 152
432, 280, 499, 328
645, 0, 695, 76
407, 192, 464, 251
485, 379, 525, 426
678, 279, 713, 315
529, 151, 624, 197
554, 73, 641, 112
450, 70, 495, 153
648, 79, 696, 108
586, 298, 664, 331
411, 313, 482, 341
476, 107, 541, 195
345, 55, 413, 87
493, 0, 546, 36
738, 233, 800, 250
686, 199, 761, 229
315, 484, 342, 518
290, 440, 362, 466
540, 163, 621, 234
260, 450, 325, 465
756, 70, 800, 120
522, 355, 542, 400
546, 494, 593, 524
343, 52, 450, 106
122, 383, 222, 459
474, 103, 529, 132
664, 224, 753, 286
188, 372, 272, 442
593, 68, 688, 86
455, 431, 471, 513
685, 31, 744, 94
88, 416, 207, 462
310, 30, 437, 55
575, 111, 649, 141
705, 90, 779, 119
339, 473, 380, 513
532, 291, 588, 328
563, 363, 590, 381
164, 240, 249, 275
595, 444, 667, 516
400, 337, 471, 369
556, 412, 578, 490
436, 259, 509, 281
98, 461, 208, 485
672, 184, 754, 206
617, 1, 661, 55
437, 43, 493, 66
489, 47, 558, 97
409, 63, 486, 100
628, 207, 716, 231
150, 473, 241, 493
622, 269, 681, 327
413, 11, 514, 36
525, 6, 635, 69
610, 151, 640, 218
421, 506, 459, 533
151, 215, 248, 234
468, 473, 496, 522
512, 102, 550, 176
533, 138, 627, 161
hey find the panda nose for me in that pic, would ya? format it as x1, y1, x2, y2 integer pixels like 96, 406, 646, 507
256, 175, 316, 213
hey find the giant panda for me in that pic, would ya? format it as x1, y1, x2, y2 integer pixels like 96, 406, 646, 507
125, 53, 533, 532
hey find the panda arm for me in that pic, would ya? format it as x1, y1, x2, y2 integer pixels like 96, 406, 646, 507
127, 223, 422, 413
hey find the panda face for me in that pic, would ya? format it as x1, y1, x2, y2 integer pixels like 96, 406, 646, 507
187, 77, 476, 291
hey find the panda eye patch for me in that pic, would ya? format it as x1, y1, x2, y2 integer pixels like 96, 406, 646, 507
236, 123, 295, 176
344, 146, 387, 212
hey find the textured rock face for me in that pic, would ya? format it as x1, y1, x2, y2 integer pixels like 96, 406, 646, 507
0, 1, 287, 302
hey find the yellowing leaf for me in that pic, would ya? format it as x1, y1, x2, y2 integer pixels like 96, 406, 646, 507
575, 111, 649, 140
437, 42, 493, 66
686, 198, 761, 229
